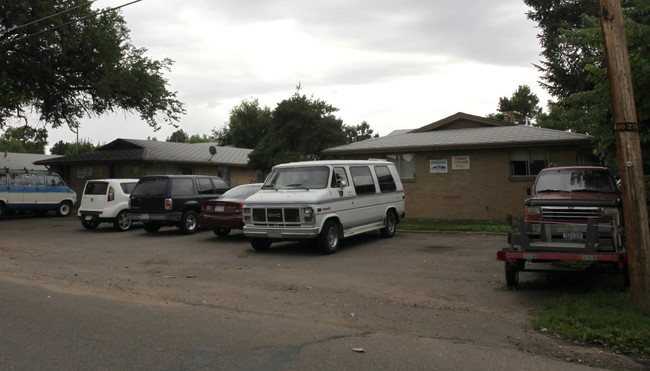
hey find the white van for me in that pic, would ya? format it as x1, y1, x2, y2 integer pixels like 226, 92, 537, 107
242, 160, 405, 254
0, 171, 77, 217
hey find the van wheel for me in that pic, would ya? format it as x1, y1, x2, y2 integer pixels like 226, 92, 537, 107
380, 211, 397, 238
81, 219, 99, 229
213, 227, 231, 237
0, 204, 5, 218
250, 238, 271, 251
56, 202, 72, 217
318, 220, 341, 255
143, 222, 161, 233
113, 211, 132, 231
179, 210, 198, 234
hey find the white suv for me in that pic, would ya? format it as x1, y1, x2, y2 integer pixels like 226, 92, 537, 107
78, 178, 139, 231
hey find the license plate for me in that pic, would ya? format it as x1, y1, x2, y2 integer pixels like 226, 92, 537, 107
215, 205, 225, 212
563, 232, 583, 240
85, 215, 93, 221
141, 213, 149, 221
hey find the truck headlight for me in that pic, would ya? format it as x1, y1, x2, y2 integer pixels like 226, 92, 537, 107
525, 206, 540, 221
303, 207, 314, 223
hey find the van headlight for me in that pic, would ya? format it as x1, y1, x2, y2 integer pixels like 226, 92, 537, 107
303, 207, 314, 223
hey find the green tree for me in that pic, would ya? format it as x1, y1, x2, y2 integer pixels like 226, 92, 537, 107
488, 85, 542, 125
248, 91, 347, 172
0, 125, 48, 153
529, 0, 650, 165
343, 121, 379, 143
214, 98, 272, 148
0, 0, 185, 133
166, 129, 189, 143
49, 139, 100, 155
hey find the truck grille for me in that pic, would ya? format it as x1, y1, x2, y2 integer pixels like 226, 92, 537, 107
252, 207, 301, 225
541, 206, 602, 222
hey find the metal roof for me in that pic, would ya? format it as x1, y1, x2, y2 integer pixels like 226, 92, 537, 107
34, 139, 252, 166
1, 152, 61, 172
323, 125, 594, 155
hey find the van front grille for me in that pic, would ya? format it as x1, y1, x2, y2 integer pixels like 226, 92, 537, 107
252, 207, 302, 225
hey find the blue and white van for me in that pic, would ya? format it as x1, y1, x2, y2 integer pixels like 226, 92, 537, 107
0, 171, 77, 217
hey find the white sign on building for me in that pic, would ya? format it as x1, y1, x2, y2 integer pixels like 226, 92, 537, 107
430, 159, 448, 173
452, 156, 470, 170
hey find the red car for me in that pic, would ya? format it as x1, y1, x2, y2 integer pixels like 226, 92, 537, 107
199, 183, 263, 237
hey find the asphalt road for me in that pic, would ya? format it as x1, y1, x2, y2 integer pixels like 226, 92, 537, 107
0, 214, 643, 370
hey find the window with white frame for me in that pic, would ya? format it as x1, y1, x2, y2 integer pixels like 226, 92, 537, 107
386, 153, 415, 179
510, 148, 548, 176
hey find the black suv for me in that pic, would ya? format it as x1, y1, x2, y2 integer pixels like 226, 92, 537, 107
128, 175, 229, 234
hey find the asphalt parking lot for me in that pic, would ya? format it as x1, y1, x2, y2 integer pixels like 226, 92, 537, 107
0, 213, 644, 370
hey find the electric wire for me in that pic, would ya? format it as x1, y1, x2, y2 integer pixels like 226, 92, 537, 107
2, 0, 143, 44
3, 0, 97, 35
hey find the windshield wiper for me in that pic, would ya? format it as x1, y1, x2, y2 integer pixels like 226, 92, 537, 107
536, 189, 568, 193
285, 183, 309, 190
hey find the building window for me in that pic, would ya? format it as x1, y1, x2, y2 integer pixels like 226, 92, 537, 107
386, 154, 415, 179
510, 149, 548, 176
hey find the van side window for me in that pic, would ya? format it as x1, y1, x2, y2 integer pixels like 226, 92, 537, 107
0, 174, 7, 186
350, 166, 376, 195
331, 167, 349, 188
172, 178, 195, 196
197, 178, 214, 195
49, 176, 62, 186
24, 174, 36, 186
10, 174, 22, 186
374, 165, 397, 192
37, 175, 46, 186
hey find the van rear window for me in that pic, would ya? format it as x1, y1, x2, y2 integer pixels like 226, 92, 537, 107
84, 182, 108, 195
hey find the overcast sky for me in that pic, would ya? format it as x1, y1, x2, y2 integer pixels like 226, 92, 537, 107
47, 0, 551, 149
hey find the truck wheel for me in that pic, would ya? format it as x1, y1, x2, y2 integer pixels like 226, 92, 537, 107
81, 219, 99, 229
250, 238, 271, 251
113, 210, 132, 231
380, 211, 397, 238
179, 210, 198, 234
213, 227, 231, 237
505, 261, 519, 288
318, 220, 341, 254
56, 201, 72, 217
143, 222, 161, 233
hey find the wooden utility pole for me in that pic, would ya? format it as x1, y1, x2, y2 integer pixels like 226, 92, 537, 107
599, 0, 650, 312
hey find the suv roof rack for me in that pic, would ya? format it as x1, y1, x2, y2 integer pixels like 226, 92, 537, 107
548, 162, 606, 168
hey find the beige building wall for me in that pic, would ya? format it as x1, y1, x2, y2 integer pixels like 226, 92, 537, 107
348, 146, 586, 221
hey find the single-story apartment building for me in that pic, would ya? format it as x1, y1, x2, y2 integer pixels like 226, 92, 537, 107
323, 112, 595, 221
35, 138, 257, 198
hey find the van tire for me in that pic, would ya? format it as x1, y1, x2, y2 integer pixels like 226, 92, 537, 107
179, 210, 198, 234
318, 220, 341, 255
250, 238, 271, 251
143, 222, 161, 233
113, 210, 132, 231
0, 203, 5, 218
380, 211, 397, 238
56, 202, 72, 217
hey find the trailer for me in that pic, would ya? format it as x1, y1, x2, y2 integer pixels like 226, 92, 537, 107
497, 215, 628, 288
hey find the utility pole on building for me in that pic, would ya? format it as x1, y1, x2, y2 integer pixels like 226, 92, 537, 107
599, 0, 650, 312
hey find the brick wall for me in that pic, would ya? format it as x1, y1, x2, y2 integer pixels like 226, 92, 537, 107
349, 146, 585, 221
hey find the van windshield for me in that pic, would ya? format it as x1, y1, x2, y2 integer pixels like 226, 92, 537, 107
262, 166, 330, 190
131, 177, 169, 197
534, 169, 618, 194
